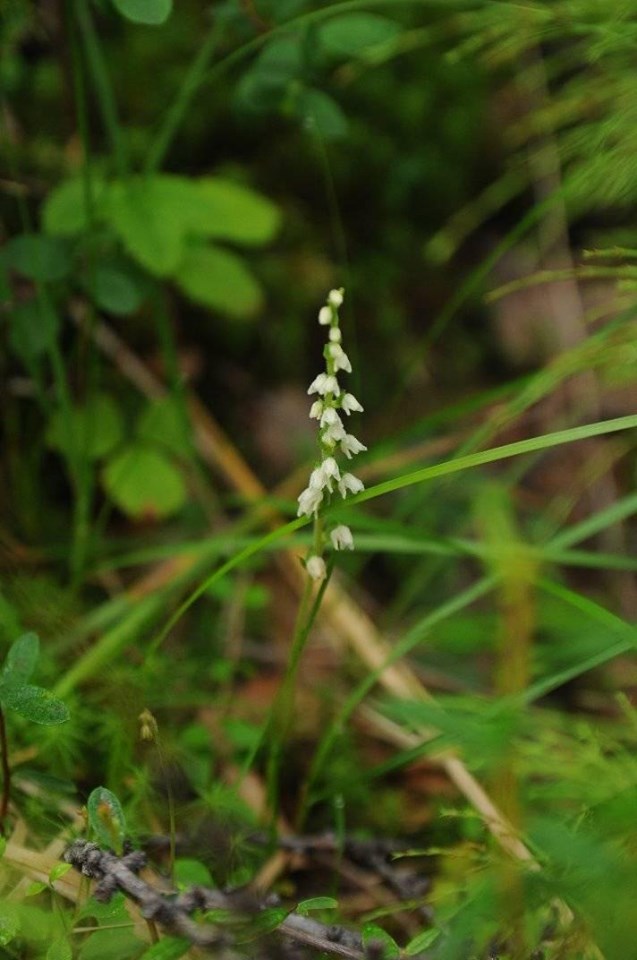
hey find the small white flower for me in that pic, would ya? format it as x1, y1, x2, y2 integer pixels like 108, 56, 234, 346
306, 555, 327, 580
318, 306, 332, 325
297, 486, 323, 516
308, 373, 340, 396
308, 467, 325, 490
328, 288, 344, 308
328, 344, 352, 373
320, 407, 343, 428
340, 434, 367, 459
320, 456, 341, 490
338, 473, 364, 498
329, 327, 342, 343
340, 393, 363, 415
323, 420, 346, 444
330, 524, 354, 551
309, 400, 324, 419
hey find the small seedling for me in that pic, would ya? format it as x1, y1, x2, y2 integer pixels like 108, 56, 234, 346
0, 632, 69, 832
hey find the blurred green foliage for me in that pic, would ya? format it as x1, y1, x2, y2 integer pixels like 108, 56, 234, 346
3, 1, 637, 958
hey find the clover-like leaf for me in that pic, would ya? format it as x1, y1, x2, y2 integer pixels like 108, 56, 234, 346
0, 682, 70, 725
2, 633, 39, 685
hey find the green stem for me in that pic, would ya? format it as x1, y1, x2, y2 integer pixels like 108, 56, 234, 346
145, 22, 223, 173
74, 0, 129, 178
265, 559, 334, 819
0, 706, 11, 833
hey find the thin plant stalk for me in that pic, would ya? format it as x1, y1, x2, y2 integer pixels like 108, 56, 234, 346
0, 706, 11, 834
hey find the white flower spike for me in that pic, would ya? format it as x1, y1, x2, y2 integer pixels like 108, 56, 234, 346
297, 287, 366, 562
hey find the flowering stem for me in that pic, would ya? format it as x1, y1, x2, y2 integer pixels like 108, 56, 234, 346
266, 556, 334, 820
265, 288, 365, 821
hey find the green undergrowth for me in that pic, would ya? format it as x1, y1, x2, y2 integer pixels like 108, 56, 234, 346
3, 1, 637, 958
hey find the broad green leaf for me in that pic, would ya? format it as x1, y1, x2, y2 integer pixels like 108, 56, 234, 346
193, 178, 281, 245
174, 858, 212, 888
0, 902, 20, 946
405, 929, 440, 955
84, 265, 144, 316
5, 234, 71, 282
9, 298, 59, 360
102, 444, 187, 519
107, 177, 192, 276
42, 178, 108, 236
138, 938, 190, 960
76, 892, 128, 923
136, 397, 192, 456
46, 937, 72, 960
47, 393, 123, 462
318, 13, 401, 57
87, 786, 127, 854
79, 927, 142, 960
175, 243, 263, 318
362, 923, 400, 959
296, 88, 348, 139
297, 896, 338, 915
112, 0, 172, 24
0, 683, 70, 725
3, 632, 39, 684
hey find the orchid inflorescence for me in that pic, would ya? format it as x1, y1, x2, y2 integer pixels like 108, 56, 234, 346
297, 289, 366, 580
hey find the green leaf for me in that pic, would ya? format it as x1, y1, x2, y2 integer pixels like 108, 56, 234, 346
173, 858, 212, 888
193, 178, 280, 245
405, 928, 440, 955
25, 881, 47, 897
138, 938, 190, 960
0, 902, 20, 946
3, 632, 39, 684
175, 243, 263, 318
9, 298, 59, 360
235, 907, 288, 940
84, 265, 144, 316
296, 88, 348, 139
102, 444, 187, 519
112, 0, 173, 25
362, 923, 400, 959
5, 234, 71, 282
107, 177, 192, 276
42, 177, 108, 236
79, 927, 142, 960
47, 393, 124, 462
46, 937, 72, 960
297, 896, 338, 915
48, 862, 72, 885
76, 892, 128, 923
136, 397, 192, 456
87, 787, 127, 854
0, 683, 70, 725
318, 13, 401, 57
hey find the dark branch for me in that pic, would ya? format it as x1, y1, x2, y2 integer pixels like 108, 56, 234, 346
64, 840, 367, 959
